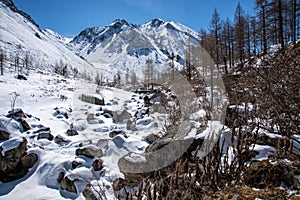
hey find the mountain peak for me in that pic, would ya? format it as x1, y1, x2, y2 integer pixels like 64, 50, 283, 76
148, 18, 165, 27
110, 19, 130, 27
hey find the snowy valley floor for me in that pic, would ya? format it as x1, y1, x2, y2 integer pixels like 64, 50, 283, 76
0, 69, 299, 199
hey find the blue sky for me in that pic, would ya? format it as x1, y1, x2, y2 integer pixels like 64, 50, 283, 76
13, 0, 255, 38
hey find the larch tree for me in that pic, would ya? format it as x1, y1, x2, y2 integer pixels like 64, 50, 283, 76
234, 2, 246, 67
0, 49, 4, 75
209, 8, 221, 66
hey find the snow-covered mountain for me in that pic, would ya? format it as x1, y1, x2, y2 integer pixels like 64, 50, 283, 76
69, 18, 202, 77
0, 0, 203, 81
0, 0, 95, 75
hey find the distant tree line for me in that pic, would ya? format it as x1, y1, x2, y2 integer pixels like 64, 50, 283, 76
0, 45, 32, 76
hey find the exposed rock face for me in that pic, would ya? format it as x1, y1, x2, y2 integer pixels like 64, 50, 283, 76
0, 137, 38, 182
75, 146, 103, 159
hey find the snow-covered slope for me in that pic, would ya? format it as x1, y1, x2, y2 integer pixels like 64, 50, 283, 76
0, 0, 95, 74
69, 18, 202, 77
43, 29, 73, 44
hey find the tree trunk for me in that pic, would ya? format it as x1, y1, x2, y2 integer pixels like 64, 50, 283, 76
278, 0, 285, 48
262, 5, 268, 54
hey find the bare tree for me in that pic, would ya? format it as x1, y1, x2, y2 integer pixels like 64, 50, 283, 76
209, 8, 221, 66
0, 48, 4, 75
234, 2, 246, 67
145, 59, 154, 89
130, 71, 137, 88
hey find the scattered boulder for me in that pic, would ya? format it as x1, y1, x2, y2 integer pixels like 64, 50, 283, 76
53, 107, 69, 119
126, 119, 136, 131
16, 74, 27, 80
144, 95, 151, 107
103, 113, 112, 119
76, 146, 103, 159
32, 127, 53, 140
113, 109, 131, 123
103, 110, 113, 115
57, 172, 78, 194
109, 130, 126, 138
0, 137, 38, 182
96, 139, 109, 150
102, 110, 113, 118
7, 108, 26, 118
5, 109, 31, 132
71, 161, 82, 169
86, 114, 95, 121
37, 132, 54, 141
80, 94, 105, 105
92, 159, 103, 171
54, 135, 70, 144
66, 129, 78, 136
57, 171, 65, 183
33, 127, 50, 133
